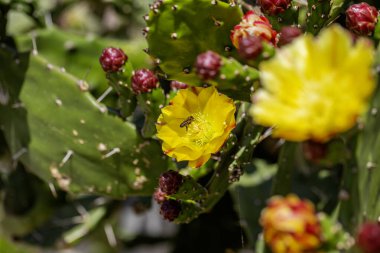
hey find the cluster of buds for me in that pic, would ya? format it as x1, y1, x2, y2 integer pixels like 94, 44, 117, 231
260, 195, 321, 253
230, 10, 277, 49
357, 221, 380, 253
131, 69, 159, 94
154, 170, 184, 222
346, 3, 378, 36
99, 47, 128, 73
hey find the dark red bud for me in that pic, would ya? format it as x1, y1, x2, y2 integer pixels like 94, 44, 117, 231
99, 47, 128, 72
159, 170, 183, 195
238, 36, 263, 60
357, 222, 380, 253
153, 188, 166, 204
131, 69, 159, 94
346, 3, 378, 36
278, 26, 302, 47
258, 0, 291, 15
302, 141, 327, 163
170, 80, 188, 90
160, 199, 181, 222
195, 51, 222, 80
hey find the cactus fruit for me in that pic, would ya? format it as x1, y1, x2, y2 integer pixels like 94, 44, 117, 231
145, 0, 243, 84
131, 69, 159, 94
99, 47, 128, 73
346, 3, 378, 36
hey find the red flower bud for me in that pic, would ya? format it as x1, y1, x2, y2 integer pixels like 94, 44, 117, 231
258, 0, 291, 16
195, 51, 222, 80
346, 3, 378, 36
238, 36, 263, 60
131, 69, 159, 94
231, 10, 277, 48
153, 188, 166, 204
160, 200, 181, 222
158, 170, 183, 195
170, 80, 188, 90
302, 140, 327, 163
278, 26, 302, 47
357, 222, 380, 253
99, 47, 128, 73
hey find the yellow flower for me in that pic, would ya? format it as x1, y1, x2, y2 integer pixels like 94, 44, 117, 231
250, 25, 375, 142
156, 86, 236, 168
260, 195, 322, 253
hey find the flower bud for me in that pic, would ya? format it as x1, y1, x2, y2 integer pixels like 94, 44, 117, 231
346, 3, 378, 36
238, 36, 263, 60
302, 140, 327, 163
357, 222, 380, 253
160, 199, 181, 222
170, 80, 188, 90
231, 10, 277, 48
260, 195, 321, 253
153, 188, 166, 204
131, 69, 159, 94
99, 47, 128, 73
278, 26, 302, 47
158, 170, 184, 195
195, 51, 222, 80
258, 0, 291, 16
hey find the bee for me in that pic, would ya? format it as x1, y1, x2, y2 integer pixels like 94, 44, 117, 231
180, 116, 195, 131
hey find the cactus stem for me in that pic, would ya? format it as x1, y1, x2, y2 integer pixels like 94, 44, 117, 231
97, 87, 113, 103
59, 150, 74, 167
102, 147, 121, 159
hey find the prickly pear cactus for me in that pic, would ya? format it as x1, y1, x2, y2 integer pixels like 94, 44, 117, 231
145, 0, 243, 84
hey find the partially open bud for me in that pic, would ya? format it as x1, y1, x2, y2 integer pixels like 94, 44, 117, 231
99, 47, 128, 72
195, 51, 222, 80
260, 195, 321, 253
258, 0, 291, 16
231, 10, 277, 48
131, 69, 159, 94
158, 170, 184, 195
238, 36, 263, 60
357, 222, 380, 253
170, 80, 188, 90
346, 3, 378, 36
160, 199, 181, 222
278, 26, 302, 47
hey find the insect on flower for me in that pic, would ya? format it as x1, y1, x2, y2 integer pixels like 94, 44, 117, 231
180, 116, 195, 131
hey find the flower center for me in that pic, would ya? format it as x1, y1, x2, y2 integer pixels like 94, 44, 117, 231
186, 112, 213, 147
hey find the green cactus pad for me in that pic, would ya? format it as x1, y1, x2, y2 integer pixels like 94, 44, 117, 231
145, 0, 243, 85
0, 48, 168, 197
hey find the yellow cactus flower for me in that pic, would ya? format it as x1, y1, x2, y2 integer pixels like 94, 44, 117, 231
260, 195, 322, 253
156, 86, 236, 168
250, 25, 375, 142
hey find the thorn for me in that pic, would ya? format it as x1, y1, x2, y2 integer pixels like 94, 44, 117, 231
97, 87, 113, 103
48, 182, 58, 198
143, 14, 149, 21
32, 35, 38, 55
211, 0, 218, 5
102, 148, 121, 159
60, 67, 66, 73
171, 33, 178, 39
55, 98, 63, 106
46, 63, 53, 70
224, 46, 232, 52
12, 147, 27, 161
59, 150, 74, 167
104, 224, 117, 247
172, 5, 178, 10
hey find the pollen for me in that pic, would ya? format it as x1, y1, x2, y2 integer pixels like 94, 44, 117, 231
186, 112, 213, 147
